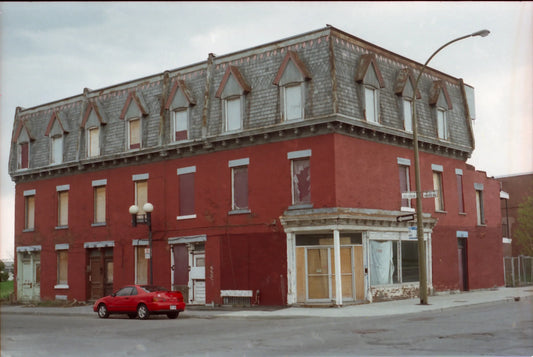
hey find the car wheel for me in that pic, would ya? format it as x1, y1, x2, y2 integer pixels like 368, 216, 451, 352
127, 313, 137, 319
167, 312, 179, 319
137, 304, 150, 320
97, 304, 109, 318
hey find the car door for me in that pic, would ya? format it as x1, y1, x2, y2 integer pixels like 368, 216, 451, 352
110, 287, 135, 312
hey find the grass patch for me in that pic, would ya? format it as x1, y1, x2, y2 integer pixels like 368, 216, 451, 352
0, 281, 14, 300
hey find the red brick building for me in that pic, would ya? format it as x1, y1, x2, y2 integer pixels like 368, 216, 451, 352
9, 26, 504, 305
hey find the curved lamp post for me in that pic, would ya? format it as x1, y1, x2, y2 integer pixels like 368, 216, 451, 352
129, 203, 154, 285
412, 29, 490, 305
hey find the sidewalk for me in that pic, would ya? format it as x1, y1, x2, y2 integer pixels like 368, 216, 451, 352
1, 287, 531, 319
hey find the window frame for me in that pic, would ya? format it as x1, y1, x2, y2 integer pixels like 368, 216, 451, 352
433, 171, 445, 212
224, 96, 242, 132
456, 169, 465, 214
171, 109, 189, 142
436, 108, 449, 140
476, 189, 485, 225
283, 83, 304, 122
56, 248, 68, 287
398, 164, 413, 211
24, 193, 35, 231
177, 166, 196, 220
93, 185, 106, 226
87, 126, 100, 158
50, 135, 63, 165
127, 118, 142, 150
364, 85, 380, 124
56, 187, 69, 229
402, 98, 413, 132
369, 239, 423, 286
18, 142, 29, 170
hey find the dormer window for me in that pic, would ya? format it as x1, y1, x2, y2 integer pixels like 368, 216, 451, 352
403, 99, 413, 132
216, 66, 251, 133
81, 100, 107, 158
394, 68, 420, 133
430, 80, 453, 141
120, 90, 149, 150
274, 51, 311, 122
18, 142, 29, 169
224, 96, 242, 132
50, 135, 63, 164
128, 118, 141, 150
355, 54, 386, 124
165, 79, 195, 143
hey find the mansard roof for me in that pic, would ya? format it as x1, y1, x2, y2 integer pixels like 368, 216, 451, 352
81, 100, 108, 128
429, 80, 453, 110
165, 79, 196, 109
215, 65, 251, 98
119, 90, 149, 119
44, 110, 70, 136
355, 53, 385, 88
273, 51, 312, 85
12, 119, 35, 143
394, 68, 421, 99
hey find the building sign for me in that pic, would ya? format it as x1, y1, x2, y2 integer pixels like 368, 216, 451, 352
408, 226, 417, 239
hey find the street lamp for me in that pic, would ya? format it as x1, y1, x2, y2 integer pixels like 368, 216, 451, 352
129, 202, 154, 285
411, 29, 490, 305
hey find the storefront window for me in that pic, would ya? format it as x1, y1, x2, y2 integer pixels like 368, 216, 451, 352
370, 240, 420, 285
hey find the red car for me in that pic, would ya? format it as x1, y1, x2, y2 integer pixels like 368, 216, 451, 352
93, 285, 186, 320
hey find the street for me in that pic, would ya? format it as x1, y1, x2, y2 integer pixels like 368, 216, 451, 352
1, 300, 532, 356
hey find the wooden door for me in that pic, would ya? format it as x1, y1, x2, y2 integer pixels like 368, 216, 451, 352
89, 255, 104, 300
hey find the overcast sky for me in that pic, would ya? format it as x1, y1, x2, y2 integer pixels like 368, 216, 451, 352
1, 2, 532, 260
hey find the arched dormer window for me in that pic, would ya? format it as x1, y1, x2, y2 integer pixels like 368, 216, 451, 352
429, 80, 453, 140
13, 120, 35, 170
216, 66, 251, 133
395, 68, 421, 133
355, 54, 385, 124
273, 51, 311, 122
120, 91, 149, 150
81, 100, 108, 158
45, 111, 70, 165
165, 79, 196, 142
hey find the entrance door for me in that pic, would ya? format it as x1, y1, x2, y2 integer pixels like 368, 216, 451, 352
190, 253, 206, 304
88, 248, 113, 300
458, 239, 468, 291
18, 252, 40, 301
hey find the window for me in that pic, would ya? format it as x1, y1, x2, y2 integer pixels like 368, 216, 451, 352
24, 194, 35, 230
433, 171, 445, 211
177, 166, 196, 219
476, 189, 485, 225
399, 165, 411, 209
18, 142, 29, 169
57, 190, 69, 227
437, 108, 448, 140
284, 84, 303, 121
230, 161, 249, 211
88, 127, 100, 158
292, 158, 311, 205
128, 118, 141, 149
50, 136, 63, 164
135, 180, 148, 215
135, 246, 148, 285
403, 98, 413, 132
456, 170, 465, 214
57, 249, 68, 286
172, 110, 188, 141
224, 97, 241, 132
364, 86, 379, 123
369, 240, 420, 285
94, 185, 106, 224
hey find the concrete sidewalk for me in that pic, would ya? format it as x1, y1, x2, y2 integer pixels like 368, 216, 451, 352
1, 287, 532, 319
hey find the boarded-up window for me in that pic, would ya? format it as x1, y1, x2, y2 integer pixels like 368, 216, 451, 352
94, 186, 106, 224
58, 191, 69, 227
179, 173, 195, 216
51, 136, 63, 164
284, 84, 302, 121
232, 166, 248, 210
433, 171, 444, 211
399, 165, 411, 208
88, 127, 100, 157
25, 195, 35, 230
135, 181, 148, 215
129, 118, 141, 149
457, 173, 465, 213
225, 97, 241, 132
173, 110, 188, 141
292, 158, 311, 205
57, 250, 68, 285
19, 142, 29, 169
136, 246, 148, 285
403, 99, 413, 132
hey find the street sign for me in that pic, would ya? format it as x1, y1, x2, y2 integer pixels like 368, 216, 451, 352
144, 248, 151, 259
396, 213, 415, 222
401, 192, 417, 199
408, 226, 417, 239
423, 190, 438, 198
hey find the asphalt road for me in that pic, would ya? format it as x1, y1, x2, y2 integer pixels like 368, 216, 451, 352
1, 300, 532, 356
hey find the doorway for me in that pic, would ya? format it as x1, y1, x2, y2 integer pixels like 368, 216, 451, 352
17, 251, 40, 301
87, 248, 114, 300
457, 238, 468, 291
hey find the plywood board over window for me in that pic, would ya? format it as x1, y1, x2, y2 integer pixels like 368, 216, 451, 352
58, 191, 68, 227
94, 186, 106, 224
129, 119, 141, 149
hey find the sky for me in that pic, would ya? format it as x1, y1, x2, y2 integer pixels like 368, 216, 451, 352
0, 2, 532, 261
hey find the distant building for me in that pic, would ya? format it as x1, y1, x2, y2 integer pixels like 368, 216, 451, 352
9, 25, 504, 305
497, 172, 533, 257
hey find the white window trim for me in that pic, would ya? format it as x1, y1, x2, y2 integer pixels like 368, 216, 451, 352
287, 149, 312, 160
50, 135, 63, 165
177, 166, 197, 220
403, 98, 413, 132
171, 108, 189, 142
224, 96, 243, 132
55, 244, 69, 289
436, 108, 449, 140
132, 173, 149, 181
87, 126, 100, 158
127, 117, 142, 150
364, 85, 380, 124
282, 83, 304, 122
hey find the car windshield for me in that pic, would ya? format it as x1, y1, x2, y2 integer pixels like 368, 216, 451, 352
140, 285, 168, 293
